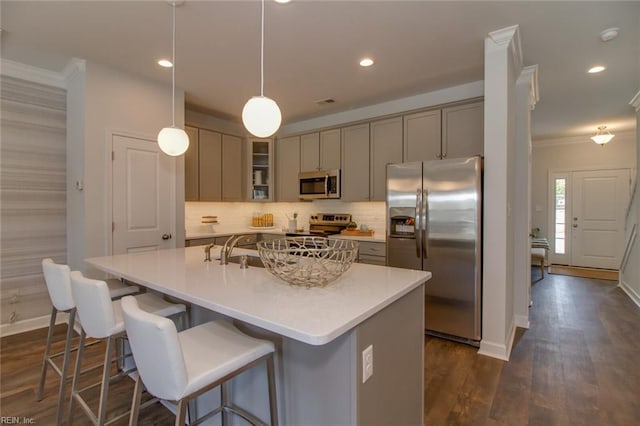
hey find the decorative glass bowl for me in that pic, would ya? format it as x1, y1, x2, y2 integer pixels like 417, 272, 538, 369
257, 237, 359, 288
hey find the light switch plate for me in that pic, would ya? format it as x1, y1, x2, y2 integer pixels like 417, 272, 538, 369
362, 344, 373, 383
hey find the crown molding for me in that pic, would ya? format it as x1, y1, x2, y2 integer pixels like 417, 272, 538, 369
487, 25, 523, 74
517, 65, 539, 110
630, 90, 640, 111
62, 58, 86, 85
0, 59, 65, 88
533, 129, 635, 148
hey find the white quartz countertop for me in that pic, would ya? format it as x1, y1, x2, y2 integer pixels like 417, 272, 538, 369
86, 247, 429, 346
186, 226, 286, 240
329, 234, 386, 243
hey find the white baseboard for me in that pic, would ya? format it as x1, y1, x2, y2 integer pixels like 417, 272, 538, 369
619, 280, 640, 309
477, 319, 516, 361
514, 314, 530, 329
0, 312, 69, 338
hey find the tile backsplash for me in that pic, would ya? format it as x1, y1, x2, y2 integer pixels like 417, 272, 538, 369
185, 201, 386, 235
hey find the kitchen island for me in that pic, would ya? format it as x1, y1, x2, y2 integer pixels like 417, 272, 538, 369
87, 246, 430, 425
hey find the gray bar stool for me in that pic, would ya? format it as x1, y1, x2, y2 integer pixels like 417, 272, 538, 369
68, 271, 187, 425
121, 296, 278, 426
37, 258, 140, 425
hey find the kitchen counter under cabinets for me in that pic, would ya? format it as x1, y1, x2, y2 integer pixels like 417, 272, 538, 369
329, 234, 387, 266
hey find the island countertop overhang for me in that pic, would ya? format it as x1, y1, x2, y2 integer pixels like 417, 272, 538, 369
86, 246, 431, 345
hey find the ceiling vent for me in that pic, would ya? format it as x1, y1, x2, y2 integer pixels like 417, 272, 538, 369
315, 98, 336, 106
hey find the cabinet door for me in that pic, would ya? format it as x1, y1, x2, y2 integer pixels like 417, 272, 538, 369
276, 136, 300, 201
300, 132, 320, 172
320, 128, 341, 170
221, 134, 243, 201
403, 110, 441, 162
370, 116, 403, 201
248, 139, 273, 201
184, 126, 199, 201
442, 101, 484, 159
341, 123, 370, 201
198, 129, 222, 201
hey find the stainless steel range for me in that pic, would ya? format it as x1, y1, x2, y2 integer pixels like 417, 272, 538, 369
286, 213, 352, 237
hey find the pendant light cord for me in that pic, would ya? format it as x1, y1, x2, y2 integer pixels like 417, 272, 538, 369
171, 2, 176, 127
260, 0, 264, 97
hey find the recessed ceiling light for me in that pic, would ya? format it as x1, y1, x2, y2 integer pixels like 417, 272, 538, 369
359, 58, 374, 67
274, 0, 291, 3
158, 59, 173, 68
588, 65, 606, 74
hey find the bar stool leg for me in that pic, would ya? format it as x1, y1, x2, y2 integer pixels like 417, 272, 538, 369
36, 307, 58, 401
128, 374, 144, 426
221, 381, 230, 426
96, 335, 115, 426
266, 355, 279, 426
68, 329, 87, 426
55, 308, 77, 425
175, 400, 188, 426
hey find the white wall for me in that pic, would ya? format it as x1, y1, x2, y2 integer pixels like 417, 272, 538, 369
66, 60, 186, 271
531, 131, 637, 240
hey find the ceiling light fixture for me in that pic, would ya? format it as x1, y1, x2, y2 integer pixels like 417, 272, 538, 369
359, 58, 374, 67
600, 27, 619, 42
157, 1, 189, 157
588, 65, 606, 74
274, 0, 291, 3
590, 125, 615, 145
242, 0, 282, 138
158, 59, 173, 68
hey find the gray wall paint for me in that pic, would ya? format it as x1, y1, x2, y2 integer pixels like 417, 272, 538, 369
0, 76, 66, 325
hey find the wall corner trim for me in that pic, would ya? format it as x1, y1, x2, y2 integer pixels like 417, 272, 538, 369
487, 24, 523, 73
630, 90, 640, 111
0, 59, 66, 88
477, 319, 516, 361
62, 58, 86, 85
518, 65, 540, 109
514, 314, 530, 329
619, 281, 640, 309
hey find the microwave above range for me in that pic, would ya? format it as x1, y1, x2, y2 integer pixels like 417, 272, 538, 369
299, 169, 341, 200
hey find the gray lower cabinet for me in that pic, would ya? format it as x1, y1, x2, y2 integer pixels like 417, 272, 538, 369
276, 135, 301, 201
358, 241, 386, 265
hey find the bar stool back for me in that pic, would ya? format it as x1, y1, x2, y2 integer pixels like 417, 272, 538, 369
121, 296, 278, 426
37, 259, 139, 425
68, 272, 186, 425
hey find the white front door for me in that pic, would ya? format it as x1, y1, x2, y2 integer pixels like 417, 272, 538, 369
571, 169, 630, 269
112, 134, 174, 254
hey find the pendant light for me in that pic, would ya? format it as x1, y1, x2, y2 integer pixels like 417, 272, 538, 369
158, 1, 189, 156
590, 125, 615, 145
242, 0, 282, 138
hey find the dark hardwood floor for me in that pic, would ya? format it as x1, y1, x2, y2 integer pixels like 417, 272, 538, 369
425, 271, 640, 425
2, 271, 639, 425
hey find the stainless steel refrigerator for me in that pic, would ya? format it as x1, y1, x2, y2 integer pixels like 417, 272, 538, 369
386, 156, 482, 345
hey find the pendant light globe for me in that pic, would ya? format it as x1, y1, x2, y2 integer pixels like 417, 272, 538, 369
158, 126, 190, 156
242, 96, 282, 138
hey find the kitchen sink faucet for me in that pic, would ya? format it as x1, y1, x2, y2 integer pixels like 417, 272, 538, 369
220, 235, 252, 265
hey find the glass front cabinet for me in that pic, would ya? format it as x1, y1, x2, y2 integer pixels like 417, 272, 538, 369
247, 138, 274, 201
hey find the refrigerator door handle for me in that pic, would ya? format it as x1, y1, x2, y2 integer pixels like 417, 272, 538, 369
423, 189, 429, 259
415, 188, 422, 258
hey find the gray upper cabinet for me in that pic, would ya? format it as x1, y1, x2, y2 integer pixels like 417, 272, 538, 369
199, 129, 222, 201
184, 126, 199, 201
370, 116, 403, 201
184, 126, 243, 202
300, 133, 320, 172
341, 123, 370, 201
441, 101, 484, 159
221, 134, 243, 201
319, 129, 341, 170
300, 129, 341, 172
276, 135, 301, 201
403, 110, 442, 162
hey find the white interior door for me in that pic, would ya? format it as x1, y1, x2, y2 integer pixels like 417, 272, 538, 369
571, 169, 630, 269
112, 135, 174, 254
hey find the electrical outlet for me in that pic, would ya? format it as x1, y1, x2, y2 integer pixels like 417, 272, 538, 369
362, 344, 373, 383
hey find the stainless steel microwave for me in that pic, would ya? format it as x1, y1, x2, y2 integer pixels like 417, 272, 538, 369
299, 169, 341, 200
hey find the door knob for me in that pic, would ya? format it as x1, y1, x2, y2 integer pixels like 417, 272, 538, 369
162, 233, 172, 240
